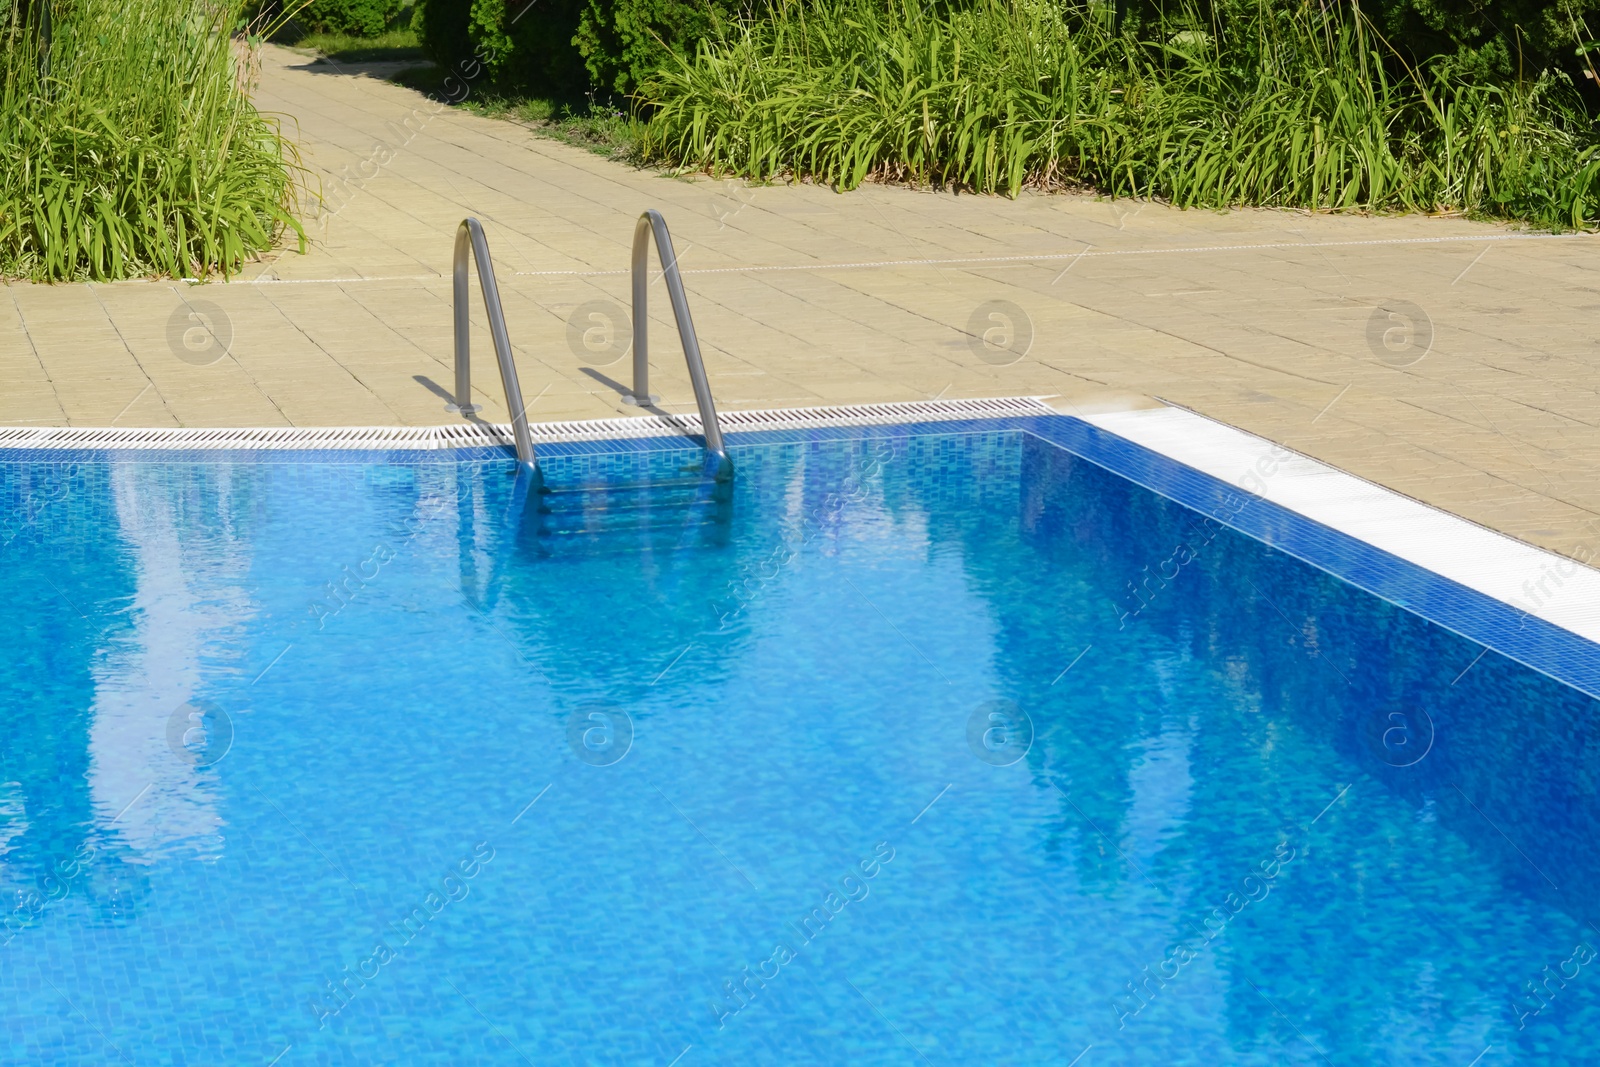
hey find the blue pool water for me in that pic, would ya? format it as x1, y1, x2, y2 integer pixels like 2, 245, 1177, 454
2, 420, 1598, 1066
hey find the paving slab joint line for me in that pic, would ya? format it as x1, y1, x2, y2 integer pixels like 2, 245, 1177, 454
213, 231, 1587, 286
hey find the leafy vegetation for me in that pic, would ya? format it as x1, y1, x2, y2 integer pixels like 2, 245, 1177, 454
416, 0, 740, 97
269, 0, 422, 56
291, 26, 423, 61
418, 0, 589, 96
1, 0, 302, 281
478, 94, 639, 157
575, 0, 745, 94
391, 63, 639, 157
298, 0, 407, 36
637, 0, 1600, 226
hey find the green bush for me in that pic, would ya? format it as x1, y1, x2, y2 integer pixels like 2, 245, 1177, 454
303, 0, 408, 37
411, 0, 1600, 228
418, 0, 474, 73
1338, 0, 1598, 84
418, 0, 741, 97
575, 0, 743, 95
0, 0, 302, 280
638, 0, 1600, 227
1093, 0, 1600, 90
419, 0, 588, 96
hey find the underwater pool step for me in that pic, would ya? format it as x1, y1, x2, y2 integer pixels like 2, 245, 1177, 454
542, 475, 722, 496
532, 489, 730, 538
541, 498, 723, 521
537, 516, 727, 538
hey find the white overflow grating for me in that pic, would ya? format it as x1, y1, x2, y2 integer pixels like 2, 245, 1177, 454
0, 397, 1057, 452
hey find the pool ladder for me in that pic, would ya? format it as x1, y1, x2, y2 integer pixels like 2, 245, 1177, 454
450, 211, 733, 482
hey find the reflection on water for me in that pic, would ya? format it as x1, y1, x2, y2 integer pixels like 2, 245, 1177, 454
3, 461, 273, 928
0, 432, 1596, 1065
1, 462, 135, 932
85, 464, 259, 863
990, 437, 1600, 1061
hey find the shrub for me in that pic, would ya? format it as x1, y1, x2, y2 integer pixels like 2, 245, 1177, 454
302, 0, 408, 37
0, 0, 302, 280
1350, 0, 1599, 85
418, 0, 474, 72
419, 0, 588, 97
637, 0, 1600, 227
575, 0, 743, 95
419, 0, 741, 98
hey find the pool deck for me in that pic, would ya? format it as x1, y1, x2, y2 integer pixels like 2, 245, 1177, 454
2, 45, 1597, 562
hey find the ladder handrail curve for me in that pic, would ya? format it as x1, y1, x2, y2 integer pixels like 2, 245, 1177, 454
627, 209, 732, 479
452, 217, 537, 472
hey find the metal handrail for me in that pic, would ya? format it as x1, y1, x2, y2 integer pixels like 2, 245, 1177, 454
623, 209, 732, 478
451, 217, 537, 472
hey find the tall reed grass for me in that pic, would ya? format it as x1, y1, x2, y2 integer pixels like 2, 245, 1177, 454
0, 0, 303, 281
640, 0, 1600, 227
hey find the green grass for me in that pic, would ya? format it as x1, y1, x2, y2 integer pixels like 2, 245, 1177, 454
291, 27, 423, 62
498, 96, 639, 160
0, 0, 303, 281
638, 0, 1600, 228
390, 65, 641, 159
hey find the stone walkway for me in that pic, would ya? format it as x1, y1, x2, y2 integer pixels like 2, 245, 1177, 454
2, 45, 1597, 560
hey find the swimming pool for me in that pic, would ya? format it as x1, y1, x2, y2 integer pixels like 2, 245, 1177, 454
2, 412, 1597, 1065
